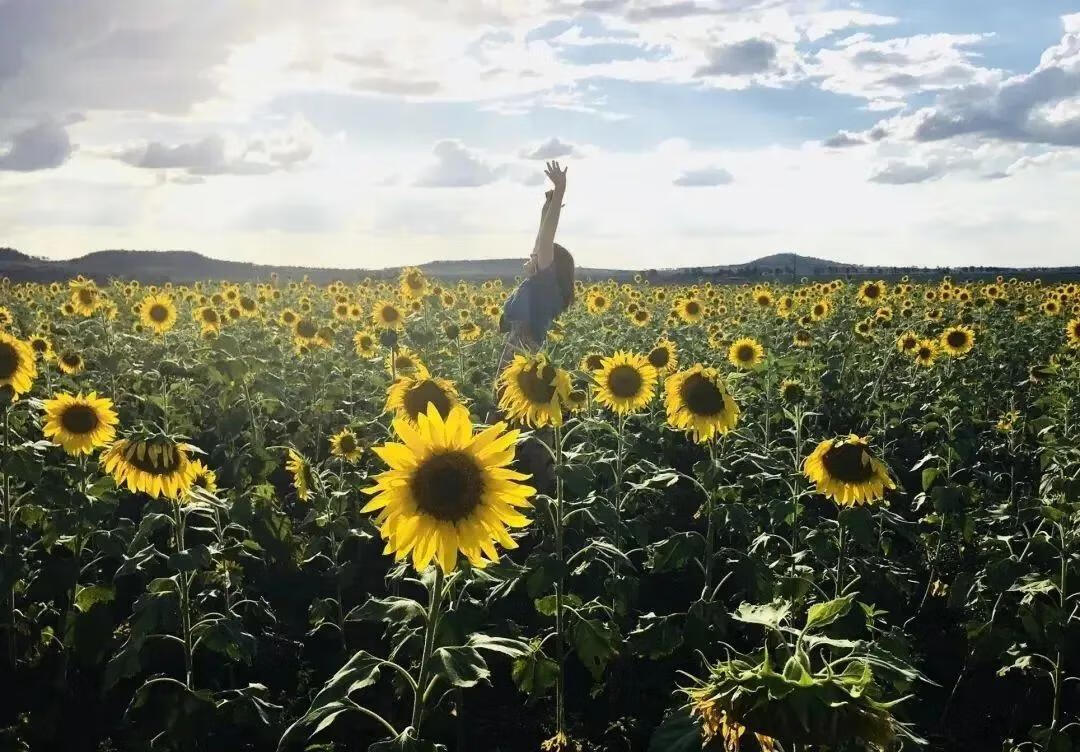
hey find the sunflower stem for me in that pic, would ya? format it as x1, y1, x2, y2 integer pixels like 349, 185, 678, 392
553, 422, 567, 741
411, 565, 445, 735
702, 439, 716, 600
834, 524, 844, 598
171, 503, 194, 691
2, 408, 14, 669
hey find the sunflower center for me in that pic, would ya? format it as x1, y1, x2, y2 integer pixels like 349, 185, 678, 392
31, 339, 48, 353
686, 302, 700, 316
821, 442, 875, 483
381, 306, 399, 322
647, 348, 669, 368
62, 354, 81, 367
201, 309, 218, 323
149, 304, 169, 323
517, 364, 557, 404
124, 442, 184, 476
864, 285, 880, 299
946, 331, 967, 348
410, 450, 485, 523
403, 380, 452, 420
0, 342, 19, 379
60, 404, 100, 435
607, 365, 643, 398
338, 435, 357, 454
359, 335, 373, 348
297, 320, 318, 338
918, 346, 933, 359
679, 373, 726, 416
585, 355, 603, 371
77, 289, 94, 305
241, 297, 256, 311
736, 344, 755, 362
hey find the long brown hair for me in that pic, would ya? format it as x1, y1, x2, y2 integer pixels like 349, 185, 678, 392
553, 243, 575, 309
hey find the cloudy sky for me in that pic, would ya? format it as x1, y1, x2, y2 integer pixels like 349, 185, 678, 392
1, 0, 1079, 270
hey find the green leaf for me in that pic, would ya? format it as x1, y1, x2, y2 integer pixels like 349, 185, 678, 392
732, 601, 790, 630
803, 595, 853, 632
278, 651, 385, 749
628, 612, 684, 659
648, 710, 702, 752
74, 584, 115, 613
431, 646, 491, 688
570, 618, 618, 681
534, 592, 582, 617
646, 532, 702, 573
349, 596, 426, 625
511, 646, 558, 696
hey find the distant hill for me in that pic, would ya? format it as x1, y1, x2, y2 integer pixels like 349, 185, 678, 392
1, 247, 1078, 285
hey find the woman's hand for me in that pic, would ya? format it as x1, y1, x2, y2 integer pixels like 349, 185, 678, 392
545, 160, 567, 192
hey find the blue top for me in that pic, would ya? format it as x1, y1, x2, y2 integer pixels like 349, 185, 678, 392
502, 263, 563, 345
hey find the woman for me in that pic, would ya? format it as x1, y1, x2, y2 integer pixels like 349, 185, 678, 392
497, 160, 574, 370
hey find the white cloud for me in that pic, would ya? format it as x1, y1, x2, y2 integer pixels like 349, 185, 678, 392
521, 137, 578, 159
415, 140, 507, 187
0, 119, 74, 171
673, 166, 734, 185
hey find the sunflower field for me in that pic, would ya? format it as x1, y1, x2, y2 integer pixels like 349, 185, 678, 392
0, 270, 1079, 752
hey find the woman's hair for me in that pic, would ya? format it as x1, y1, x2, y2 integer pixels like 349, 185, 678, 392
553, 243, 575, 309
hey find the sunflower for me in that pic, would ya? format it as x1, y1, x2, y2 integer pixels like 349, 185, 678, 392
586, 290, 611, 315
372, 300, 405, 330
857, 280, 885, 305
647, 339, 678, 374
580, 353, 605, 373
940, 325, 975, 357
279, 309, 298, 327
194, 306, 222, 334
803, 435, 895, 506
591, 351, 657, 415
728, 337, 765, 371
330, 429, 363, 462
41, 391, 118, 456
69, 283, 100, 316
565, 388, 588, 413
995, 410, 1019, 433
399, 267, 429, 300
57, 351, 85, 375
793, 329, 812, 348
896, 330, 918, 354
810, 299, 831, 321
387, 346, 428, 380
664, 365, 739, 443
779, 378, 806, 405
28, 334, 54, 362
293, 317, 319, 344
342, 333, 372, 360
386, 374, 460, 426
285, 449, 315, 501
1066, 318, 1080, 346
140, 294, 178, 334
362, 404, 534, 572
498, 354, 571, 428
676, 297, 706, 324
101, 437, 199, 500
854, 319, 873, 338
912, 339, 938, 367
629, 308, 651, 327
0, 332, 37, 397
189, 460, 219, 494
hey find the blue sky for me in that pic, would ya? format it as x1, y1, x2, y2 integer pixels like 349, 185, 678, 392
1, 0, 1079, 269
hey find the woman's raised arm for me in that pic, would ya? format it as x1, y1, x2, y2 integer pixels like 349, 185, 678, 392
533, 160, 567, 270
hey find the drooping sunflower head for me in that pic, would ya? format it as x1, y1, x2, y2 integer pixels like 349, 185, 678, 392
896, 331, 919, 354
728, 337, 765, 371
101, 436, 199, 500
793, 329, 812, 348
372, 300, 405, 330
42, 391, 118, 456
0, 332, 37, 397
565, 387, 588, 413
57, 350, 85, 375
580, 352, 605, 373
647, 338, 678, 374
362, 404, 535, 573
497, 354, 571, 428
803, 435, 895, 506
140, 294, 178, 334
386, 346, 428, 380
664, 364, 739, 443
386, 374, 460, 425
591, 351, 657, 416
940, 325, 974, 356
779, 378, 806, 405
330, 428, 364, 462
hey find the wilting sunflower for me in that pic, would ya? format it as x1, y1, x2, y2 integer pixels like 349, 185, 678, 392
793, 330, 812, 348
676, 297, 706, 324
189, 460, 218, 494
591, 351, 657, 415
362, 404, 534, 572
57, 351, 85, 375
940, 325, 975, 357
1068, 318, 1080, 347
41, 391, 118, 455
386, 374, 460, 426
779, 378, 806, 405
896, 330, 919, 354
372, 300, 405, 330
140, 294, 178, 334
285, 449, 315, 501
647, 338, 678, 374
101, 436, 199, 500
857, 280, 886, 305
803, 435, 895, 506
330, 429, 363, 462
728, 337, 765, 371
498, 353, 571, 428
664, 365, 739, 443
914, 339, 938, 367
386, 346, 428, 380
0, 332, 37, 397
565, 388, 588, 413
